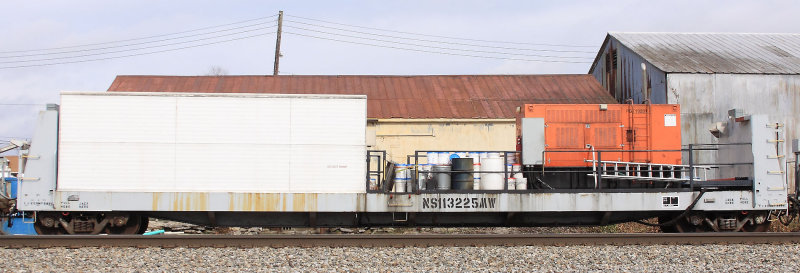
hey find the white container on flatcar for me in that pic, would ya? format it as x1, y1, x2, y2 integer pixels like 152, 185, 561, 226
56, 92, 367, 193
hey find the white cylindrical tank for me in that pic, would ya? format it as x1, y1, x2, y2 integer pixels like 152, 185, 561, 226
480, 158, 504, 190
427, 152, 438, 165
516, 177, 527, 190
438, 152, 449, 165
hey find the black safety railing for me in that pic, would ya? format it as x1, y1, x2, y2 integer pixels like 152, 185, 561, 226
367, 144, 757, 194
402, 150, 520, 193
366, 150, 387, 193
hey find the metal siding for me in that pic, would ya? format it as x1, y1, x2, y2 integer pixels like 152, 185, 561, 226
17, 109, 64, 210
59, 95, 177, 143
58, 142, 177, 192
590, 41, 610, 95
175, 96, 291, 144
289, 145, 366, 193
597, 39, 669, 104
521, 118, 545, 165
40, 191, 763, 212
175, 143, 291, 192
57, 92, 367, 193
668, 73, 800, 178
290, 98, 366, 146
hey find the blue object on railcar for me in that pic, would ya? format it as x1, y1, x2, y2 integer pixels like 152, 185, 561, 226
2, 214, 36, 235
2, 177, 36, 235
7, 177, 17, 198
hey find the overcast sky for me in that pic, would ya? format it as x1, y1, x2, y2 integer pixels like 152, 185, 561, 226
1, 0, 799, 145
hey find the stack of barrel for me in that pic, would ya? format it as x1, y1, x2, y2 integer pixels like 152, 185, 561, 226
424, 152, 526, 191
451, 158, 473, 190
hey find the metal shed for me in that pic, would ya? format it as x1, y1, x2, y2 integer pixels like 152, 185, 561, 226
589, 32, 800, 181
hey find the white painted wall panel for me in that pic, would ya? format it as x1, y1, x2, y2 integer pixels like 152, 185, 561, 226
60, 94, 176, 143
58, 92, 367, 193
290, 98, 366, 145
58, 142, 175, 191
174, 144, 291, 192
175, 97, 291, 144
289, 145, 366, 192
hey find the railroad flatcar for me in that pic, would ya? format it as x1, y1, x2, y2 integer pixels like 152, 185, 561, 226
2, 92, 798, 234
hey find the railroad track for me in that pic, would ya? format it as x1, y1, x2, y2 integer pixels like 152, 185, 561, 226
1, 233, 800, 248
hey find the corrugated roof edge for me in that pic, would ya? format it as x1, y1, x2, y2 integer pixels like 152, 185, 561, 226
609, 31, 800, 36
107, 74, 616, 119
109, 74, 595, 80
62, 91, 368, 100
599, 32, 800, 75
588, 34, 612, 74
589, 33, 671, 75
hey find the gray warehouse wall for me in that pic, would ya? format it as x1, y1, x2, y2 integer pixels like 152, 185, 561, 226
667, 73, 800, 182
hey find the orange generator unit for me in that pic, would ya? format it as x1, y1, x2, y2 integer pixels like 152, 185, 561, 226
519, 104, 681, 167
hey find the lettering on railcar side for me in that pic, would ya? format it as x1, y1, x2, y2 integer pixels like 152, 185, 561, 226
421, 197, 496, 209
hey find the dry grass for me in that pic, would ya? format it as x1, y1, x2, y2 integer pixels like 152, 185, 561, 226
769, 216, 800, 232
213, 227, 233, 234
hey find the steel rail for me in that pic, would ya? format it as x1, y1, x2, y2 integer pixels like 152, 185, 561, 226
1, 233, 799, 248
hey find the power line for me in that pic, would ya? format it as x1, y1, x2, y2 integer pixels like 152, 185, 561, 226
285, 14, 596, 48
0, 21, 277, 59
283, 31, 591, 64
283, 19, 595, 54
0, 32, 276, 69
0, 103, 44, 106
283, 25, 593, 60
0, 136, 29, 139
0, 25, 277, 64
0, 14, 279, 54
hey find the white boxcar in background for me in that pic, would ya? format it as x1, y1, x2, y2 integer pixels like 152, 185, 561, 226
57, 92, 367, 193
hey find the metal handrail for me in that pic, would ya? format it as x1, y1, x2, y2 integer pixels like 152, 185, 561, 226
585, 159, 711, 182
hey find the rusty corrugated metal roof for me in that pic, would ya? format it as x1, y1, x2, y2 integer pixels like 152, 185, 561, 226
608, 32, 800, 74
3, 156, 18, 173
107, 75, 616, 119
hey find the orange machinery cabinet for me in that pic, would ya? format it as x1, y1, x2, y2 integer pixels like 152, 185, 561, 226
519, 104, 681, 167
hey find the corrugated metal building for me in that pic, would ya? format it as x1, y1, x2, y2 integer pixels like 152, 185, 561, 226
108, 75, 616, 162
590, 32, 800, 177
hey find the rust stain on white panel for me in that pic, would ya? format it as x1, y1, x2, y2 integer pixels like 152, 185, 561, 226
224, 193, 318, 212
152, 192, 209, 211
230, 193, 283, 211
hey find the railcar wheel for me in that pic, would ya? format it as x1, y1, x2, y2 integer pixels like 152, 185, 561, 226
33, 212, 65, 235
673, 218, 704, 233
105, 214, 146, 235
136, 216, 149, 234
658, 214, 704, 233
742, 221, 771, 232
657, 216, 678, 233
33, 223, 64, 235
740, 211, 771, 232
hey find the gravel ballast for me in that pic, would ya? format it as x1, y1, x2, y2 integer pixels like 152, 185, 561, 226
1, 244, 798, 272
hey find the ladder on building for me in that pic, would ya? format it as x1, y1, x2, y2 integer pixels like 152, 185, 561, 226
586, 160, 710, 182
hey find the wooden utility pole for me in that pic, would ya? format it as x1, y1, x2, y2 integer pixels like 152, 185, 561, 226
273, 11, 283, 76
